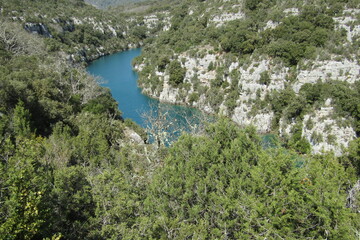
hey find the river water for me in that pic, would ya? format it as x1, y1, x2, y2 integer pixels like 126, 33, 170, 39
86, 48, 277, 147
86, 48, 206, 143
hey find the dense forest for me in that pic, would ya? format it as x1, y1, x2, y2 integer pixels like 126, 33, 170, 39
0, 0, 359, 239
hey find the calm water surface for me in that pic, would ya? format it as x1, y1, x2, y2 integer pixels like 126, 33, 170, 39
86, 48, 203, 133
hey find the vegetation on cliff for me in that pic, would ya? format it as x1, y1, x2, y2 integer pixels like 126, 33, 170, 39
0, 0, 164, 62
135, 0, 360, 155
84, 0, 147, 9
0, 0, 359, 239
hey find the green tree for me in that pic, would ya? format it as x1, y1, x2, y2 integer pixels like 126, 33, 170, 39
89, 167, 144, 239
245, 0, 260, 10
132, 119, 357, 239
347, 138, 360, 176
157, 55, 170, 72
288, 124, 311, 154
0, 137, 52, 240
259, 70, 271, 85
131, 26, 147, 40
13, 101, 32, 138
49, 166, 95, 240
168, 60, 186, 86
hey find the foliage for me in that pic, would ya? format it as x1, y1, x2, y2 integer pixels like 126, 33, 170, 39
157, 55, 170, 72
49, 166, 95, 239
259, 70, 271, 85
133, 119, 357, 239
0, 0, 159, 63
188, 92, 199, 103
288, 123, 311, 154
0, 137, 52, 240
168, 60, 186, 86
0, 0, 359, 239
220, 20, 259, 55
347, 138, 360, 176
266, 81, 360, 133
224, 89, 239, 114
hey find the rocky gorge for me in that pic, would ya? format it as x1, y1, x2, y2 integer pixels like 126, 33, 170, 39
135, 4, 360, 156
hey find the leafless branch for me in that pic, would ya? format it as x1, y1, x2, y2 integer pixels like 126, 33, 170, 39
0, 19, 44, 56
141, 102, 213, 147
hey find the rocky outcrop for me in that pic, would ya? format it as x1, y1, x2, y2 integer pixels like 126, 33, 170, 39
347, 180, 360, 213
124, 128, 144, 144
232, 106, 274, 133
294, 59, 360, 92
280, 100, 357, 156
129, 11, 171, 32
283, 8, 300, 16
210, 11, 245, 27
24, 22, 52, 37
264, 20, 279, 30
158, 75, 179, 104
137, 43, 359, 154
136, 6, 360, 155
334, 13, 360, 42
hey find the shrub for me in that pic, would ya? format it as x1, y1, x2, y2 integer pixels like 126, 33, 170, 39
289, 124, 311, 154
259, 70, 271, 85
168, 60, 186, 86
157, 56, 170, 72
188, 92, 199, 103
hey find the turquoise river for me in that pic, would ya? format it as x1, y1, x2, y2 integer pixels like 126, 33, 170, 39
87, 48, 277, 147
86, 48, 204, 139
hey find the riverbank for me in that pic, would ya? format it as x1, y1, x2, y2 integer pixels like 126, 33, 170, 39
86, 48, 209, 145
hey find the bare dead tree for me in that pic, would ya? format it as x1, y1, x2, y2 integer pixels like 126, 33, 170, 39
141, 102, 213, 148
39, 58, 106, 105
0, 19, 44, 55
141, 103, 174, 148
81, 72, 106, 104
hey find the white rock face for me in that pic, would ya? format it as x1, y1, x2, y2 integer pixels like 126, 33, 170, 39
232, 105, 273, 133
124, 128, 144, 144
71, 17, 83, 25
232, 59, 287, 100
182, 52, 218, 83
347, 180, 360, 213
138, 13, 360, 154
134, 63, 145, 72
210, 12, 245, 27
284, 8, 299, 16
264, 20, 279, 30
108, 25, 117, 36
344, 8, 360, 14
294, 59, 360, 92
159, 80, 179, 104
84, 17, 105, 33
302, 105, 356, 156
143, 15, 158, 28
163, 22, 171, 31
141, 11, 171, 31
334, 15, 360, 42
146, 51, 289, 126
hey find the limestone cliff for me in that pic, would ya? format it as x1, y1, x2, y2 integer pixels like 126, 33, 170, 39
135, 3, 360, 155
